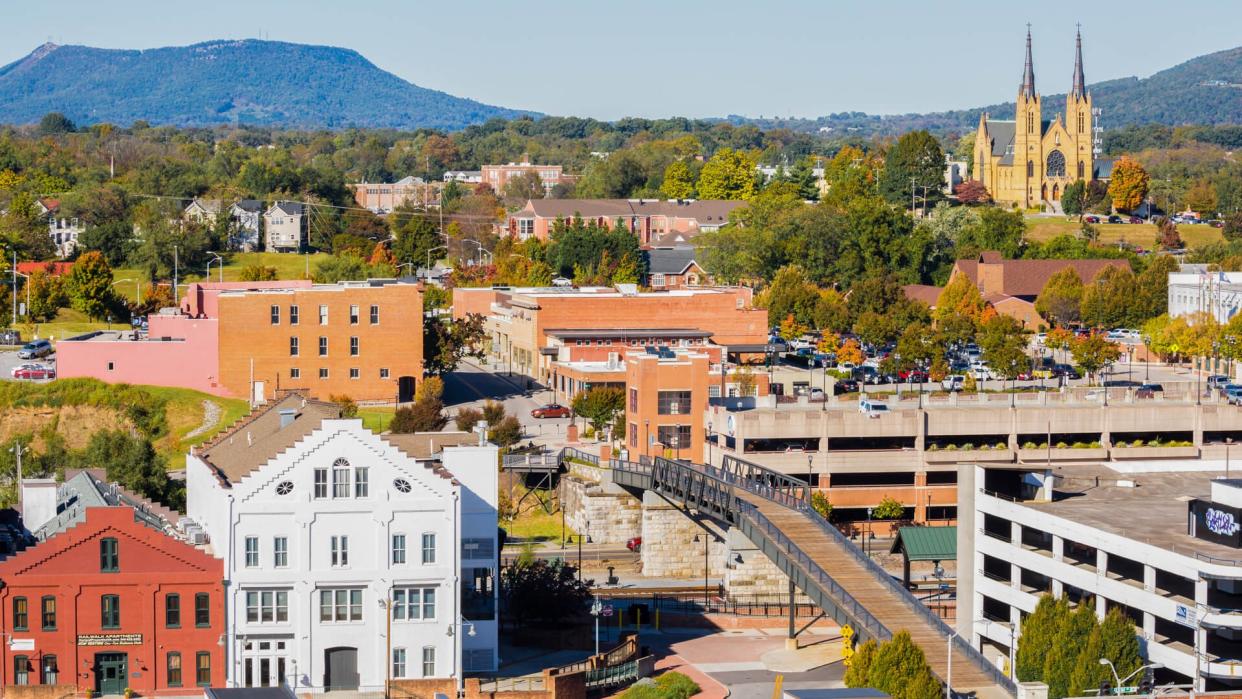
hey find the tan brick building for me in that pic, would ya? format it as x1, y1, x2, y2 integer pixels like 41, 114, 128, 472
217, 281, 423, 402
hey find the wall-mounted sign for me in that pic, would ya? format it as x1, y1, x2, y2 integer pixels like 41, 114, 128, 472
1175, 604, 1198, 628
9, 639, 34, 651
78, 633, 143, 647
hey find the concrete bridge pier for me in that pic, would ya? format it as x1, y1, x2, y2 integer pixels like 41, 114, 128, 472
639, 490, 729, 579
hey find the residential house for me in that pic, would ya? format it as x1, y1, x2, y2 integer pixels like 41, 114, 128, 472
230, 200, 265, 251
185, 394, 499, 692
264, 202, 306, 253
443, 171, 482, 184
506, 199, 744, 244
644, 247, 707, 289
35, 197, 85, 258
185, 198, 225, 226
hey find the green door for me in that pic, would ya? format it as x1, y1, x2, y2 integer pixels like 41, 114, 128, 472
96, 653, 128, 695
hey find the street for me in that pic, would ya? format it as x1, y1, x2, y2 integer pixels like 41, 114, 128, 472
443, 358, 574, 448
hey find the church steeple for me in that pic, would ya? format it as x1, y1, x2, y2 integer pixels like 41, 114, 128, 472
1020, 25, 1036, 100
1070, 26, 1086, 99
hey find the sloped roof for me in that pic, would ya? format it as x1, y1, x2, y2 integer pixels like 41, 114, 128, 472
268, 200, 304, 216
889, 525, 956, 561
1094, 158, 1115, 179
901, 284, 943, 307
232, 199, 265, 213
383, 431, 477, 461
523, 199, 744, 225
196, 392, 341, 484
645, 247, 699, 275
986, 120, 1015, 157
34, 469, 182, 541
953, 253, 1129, 298
188, 198, 224, 214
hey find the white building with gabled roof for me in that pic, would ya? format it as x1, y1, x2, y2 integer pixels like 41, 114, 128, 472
185, 393, 498, 693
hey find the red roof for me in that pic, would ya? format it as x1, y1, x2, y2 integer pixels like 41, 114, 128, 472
953, 252, 1130, 298
16, 261, 73, 276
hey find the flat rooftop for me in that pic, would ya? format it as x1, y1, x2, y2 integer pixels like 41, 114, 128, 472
66, 330, 182, 343
1013, 464, 1241, 562
546, 328, 712, 340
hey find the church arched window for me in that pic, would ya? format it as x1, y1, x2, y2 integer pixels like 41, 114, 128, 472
1027, 113, 1034, 134
1078, 112, 1084, 133
1026, 160, 1034, 178
1077, 160, 1085, 179
1046, 150, 1066, 178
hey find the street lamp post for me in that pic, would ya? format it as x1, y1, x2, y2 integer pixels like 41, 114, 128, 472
806, 453, 813, 501
707, 421, 713, 467
378, 597, 393, 699
206, 252, 224, 283
426, 245, 448, 274
865, 507, 873, 557
693, 533, 710, 609
112, 279, 140, 303
397, 262, 415, 278
590, 599, 603, 656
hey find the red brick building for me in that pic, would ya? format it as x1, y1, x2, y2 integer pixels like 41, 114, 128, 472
0, 508, 225, 696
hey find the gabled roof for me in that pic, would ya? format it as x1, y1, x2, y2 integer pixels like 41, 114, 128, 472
953, 253, 1130, 298
187, 198, 224, 214
34, 469, 182, 541
522, 199, 744, 225
901, 284, 943, 308
267, 200, 304, 216
196, 392, 341, 484
986, 120, 1015, 157
889, 525, 956, 562
644, 247, 700, 275
232, 199, 265, 213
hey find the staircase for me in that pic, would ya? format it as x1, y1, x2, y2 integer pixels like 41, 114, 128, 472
1043, 198, 1063, 215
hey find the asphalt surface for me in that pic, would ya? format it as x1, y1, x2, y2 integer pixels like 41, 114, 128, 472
0, 349, 56, 382
443, 358, 573, 444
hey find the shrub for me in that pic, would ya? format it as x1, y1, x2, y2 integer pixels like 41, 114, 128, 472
489, 415, 523, 447
390, 398, 446, 433
1071, 442, 1086, 449
927, 443, 940, 451
653, 671, 700, 699
1090, 441, 1102, 448
455, 407, 484, 432
1022, 441, 1037, 449
961, 442, 975, 451
995, 442, 1007, 450
1055, 441, 1068, 449
1131, 439, 1145, 448
944, 444, 958, 451
329, 394, 358, 418
812, 491, 833, 520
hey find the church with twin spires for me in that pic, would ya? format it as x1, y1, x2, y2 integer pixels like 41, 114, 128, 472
974, 28, 1110, 209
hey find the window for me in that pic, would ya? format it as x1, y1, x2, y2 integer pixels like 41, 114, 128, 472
289, 337, 299, 356
629, 423, 637, 448
1077, 160, 1085, 179
100, 537, 119, 572
1026, 160, 1034, 178
380, 368, 390, 379
350, 336, 359, 356
652, 273, 666, 287
422, 646, 436, 677
518, 218, 534, 238
370, 305, 380, 324
319, 305, 328, 325
319, 589, 363, 622
319, 336, 328, 356
350, 367, 360, 379
1046, 150, 1066, 178
392, 586, 436, 620
657, 425, 692, 450
332, 459, 351, 498
12, 597, 27, 630
422, 533, 436, 564
392, 534, 407, 564
167, 652, 182, 687
393, 478, 412, 493
245, 590, 289, 623
245, 536, 259, 567
1078, 111, 1084, 133
289, 305, 299, 325
657, 390, 692, 415
196, 652, 211, 686
274, 537, 289, 567
392, 648, 407, 678
629, 388, 638, 411
1027, 112, 1034, 134
195, 592, 210, 627
350, 305, 359, 324
101, 594, 120, 629
319, 367, 329, 379
270, 305, 280, 325
331, 535, 349, 567
461, 538, 495, 559
40, 655, 57, 685
354, 467, 369, 497
14, 656, 29, 686
166, 593, 181, 627
314, 468, 328, 498
41, 596, 56, 630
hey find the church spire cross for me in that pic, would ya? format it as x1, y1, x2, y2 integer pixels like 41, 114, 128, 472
1020, 25, 1036, 100
1071, 25, 1086, 99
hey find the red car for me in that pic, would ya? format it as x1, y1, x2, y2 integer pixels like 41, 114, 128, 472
626, 536, 642, 553
530, 403, 571, 419
12, 365, 55, 380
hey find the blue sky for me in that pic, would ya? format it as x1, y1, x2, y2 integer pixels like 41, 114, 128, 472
3, 0, 1238, 120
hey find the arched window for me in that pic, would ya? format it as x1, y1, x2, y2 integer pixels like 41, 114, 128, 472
1027, 113, 1034, 134
1026, 160, 1034, 178
1077, 161, 1085, 179
1046, 150, 1066, 178
1078, 112, 1084, 133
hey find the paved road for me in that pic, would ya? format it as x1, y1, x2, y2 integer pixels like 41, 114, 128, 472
0, 349, 56, 383
443, 358, 572, 447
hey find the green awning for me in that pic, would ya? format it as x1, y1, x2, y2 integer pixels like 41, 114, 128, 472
890, 526, 956, 562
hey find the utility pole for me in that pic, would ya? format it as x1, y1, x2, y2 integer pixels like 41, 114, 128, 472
173, 245, 180, 305
10, 250, 16, 327
11, 441, 26, 512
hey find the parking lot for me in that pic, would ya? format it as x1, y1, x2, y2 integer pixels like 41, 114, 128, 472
0, 348, 57, 383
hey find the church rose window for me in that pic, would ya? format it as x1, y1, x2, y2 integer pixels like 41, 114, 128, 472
1046, 150, 1066, 177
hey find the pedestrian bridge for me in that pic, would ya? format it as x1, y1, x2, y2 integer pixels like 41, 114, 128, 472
558, 448, 1014, 697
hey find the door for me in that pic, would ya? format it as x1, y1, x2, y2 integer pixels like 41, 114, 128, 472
398, 376, 416, 403
95, 653, 128, 696
324, 647, 358, 691
253, 380, 266, 404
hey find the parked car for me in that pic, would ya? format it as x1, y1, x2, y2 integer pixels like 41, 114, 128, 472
625, 536, 642, 553
855, 366, 884, 385
970, 365, 997, 381
530, 403, 572, 419
17, 339, 53, 359
1209, 220, 1225, 229
942, 375, 966, 392
1055, 364, 1081, 380
833, 379, 860, 395
1128, 216, 1144, 224
809, 387, 826, 401
1136, 383, 1164, 399
1083, 215, 1101, 223
899, 369, 929, 383
1208, 375, 1232, 390
1225, 386, 1242, 405
1107, 214, 1123, 224
858, 399, 890, 417
11, 365, 55, 380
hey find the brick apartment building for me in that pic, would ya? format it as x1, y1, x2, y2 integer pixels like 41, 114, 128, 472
348, 177, 443, 213
506, 199, 744, 244
0, 507, 225, 697
625, 350, 712, 460
481, 162, 565, 196
452, 285, 767, 385
58, 280, 424, 402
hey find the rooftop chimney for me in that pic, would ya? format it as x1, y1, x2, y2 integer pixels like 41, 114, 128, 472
279, 409, 297, 429
20, 479, 58, 534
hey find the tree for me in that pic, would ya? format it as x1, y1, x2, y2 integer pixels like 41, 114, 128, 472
489, 416, 523, 447
424, 313, 487, 375
313, 253, 371, 283
853, 311, 897, 346
1184, 178, 1219, 216
503, 171, 546, 209
779, 314, 809, 342
1155, 216, 1184, 250
77, 221, 135, 266
455, 407, 484, 433
1035, 267, 1085, 326
1083, 180, 1111, 213
1108, 157, 1150, 212
390, 207, 444, 269
571, 386, 626, 436
79, 430, 173, 508
415, 375, 445, 404
37, 112, 76, 135
1016, 594, 1071, 682
1043, 601, 1101, 699
1061, 180, 1087, 219
66, 250, 117, 320
837, 339, 864, 366
696, 148, 757, 200
861, 631, 942, 699
978, 314, 1030, 379
954, 179, 991, 205
895, 323, 937, 370
843, 638, 878, 689
660, 160, 696, 199
1067, 607, 1143, 697
1224, 212, 1242, 243
1071, 333, 1122, 384
239, 264, 278, 281
1081, 267, 1140, 328
811, 491, 832, 520
879, 130, 945, 209
501, 558, 592, 628
389, 398, 446, 433
872, 495, 905, 520
934, 274, 988, 327
329, 395, 359, 418
1134, 254, 1178, 320
26, 269, 67, 322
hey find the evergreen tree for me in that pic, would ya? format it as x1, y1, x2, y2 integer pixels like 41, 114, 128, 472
843, 638, 877, 689
1062, 180, 1087, 219
1043, 600, 1100, 699
867, 631, 942, 699
1068, 607, 1143, 696
66, 250, 117, 320
1016, 594, 1070, 682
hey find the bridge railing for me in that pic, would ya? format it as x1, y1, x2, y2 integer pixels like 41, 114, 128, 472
560, 446, 600, 467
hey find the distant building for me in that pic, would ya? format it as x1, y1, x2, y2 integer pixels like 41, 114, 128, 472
34, 197, 85, 258
264, 201, 306, 253
230, 200, 264, 251
944, 156, 969, 194
1168, 271, 1242, 323
644, 247, 707, 289
506, 199, 744, 244
481, 162, 565, 195
443, 170, 482, 184
185, 198, 225, 225
348, 177, 443, 213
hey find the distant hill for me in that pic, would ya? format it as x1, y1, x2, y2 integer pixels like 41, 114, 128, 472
729, 45, 1242, 137
0, 40, 537, 130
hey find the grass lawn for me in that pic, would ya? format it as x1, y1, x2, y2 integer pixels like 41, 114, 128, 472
502, 485, 575, 543
1024, 216, 1223, 249
357, 406, 396, 433
110, 252, 332, 301
139, 385, 249, 463
22, 308, 113, 343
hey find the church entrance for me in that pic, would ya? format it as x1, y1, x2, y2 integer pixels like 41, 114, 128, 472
1052, 184, 1060, 201
1041, 183, 1048, 202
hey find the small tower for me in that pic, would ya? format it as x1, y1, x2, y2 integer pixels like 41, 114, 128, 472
1066, 26, 1094, 182
1014, 25, 1043, 207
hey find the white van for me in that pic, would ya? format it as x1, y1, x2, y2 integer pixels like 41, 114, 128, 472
859, 400, 889, 417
